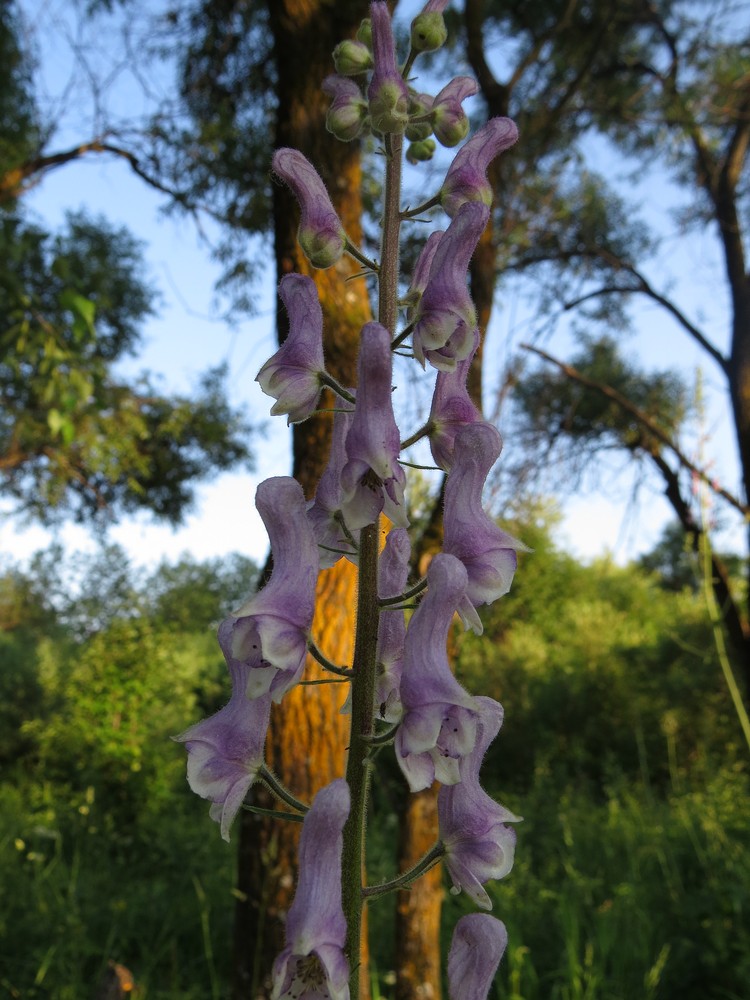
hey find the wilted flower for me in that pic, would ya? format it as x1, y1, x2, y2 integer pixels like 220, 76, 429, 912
368, 1, 409, 133
256, 274, 325, 424
412, 201, 489, 371
174, 684, 272, 843
396, 553, 479, 791
448, 914, 508, 1000
439, 697, 521, 908
340, 322, 407, 529
441, 117, 519, 218
224, 477, 319, 701
443, 422, 526, 630
272, 148, 347, 268
271, 780, 351, 1000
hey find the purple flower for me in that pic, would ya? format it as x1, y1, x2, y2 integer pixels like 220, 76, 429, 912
410, 2, 449, 53
439, 697, 521, 908
368, 1, 409, 133
174, 684, 272, 843
404, 230, 443, 320
428, 328, 482, 471
412, 201, 489, 371
340, 323, 407, 529
271, 779, 351, 1000
443, 422, 526, 631
272, 148, 347, 268
256, 274, 325, 424
441, 117, 519, 218
307, 405, 359, 567
375, 527, 411, 722
225, 477, 320, 701
448, 914, 508, 1000
396, 553, 479, 791
323, 75, 368, 142
432, 76, 478, 147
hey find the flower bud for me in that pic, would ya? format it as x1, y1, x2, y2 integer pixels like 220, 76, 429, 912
323, 75, 368, 141
410, 11, 448, 52
368, 2, 409, 134
272, 148, 347, 268
432, 75, 478, 147
407, 138, 437, 163
406, 91, 434, 141
333, 38, 373, 75
357, 17, 372, 47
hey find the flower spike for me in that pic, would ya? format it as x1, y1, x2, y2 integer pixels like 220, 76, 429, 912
225, 477, 320, 701
272, 148, 347, 268
257, 274, 325, 424
441, 117, 519, 218
271, 780, 351, 1000
448, 914, 508, 1000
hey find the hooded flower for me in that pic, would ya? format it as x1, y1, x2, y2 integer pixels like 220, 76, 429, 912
368, 1, 409, 133
404, 230, 443, 320
224, 477, 319, 701
412, 201, 489, 371
340, 322, 407, 529
441, 117, 519, 218
428, 328, 482, 471
271, 780, 351, 1000
431, 76, 478, 147
323, 74, 369, 142
448, 914, 508, 1000
307, 405, 359, 567
439, 697, 521, 908
174, 682, 272, 843
375, 527, 411, 722
272, 148, 347, 268
410, 0, 449, 52
443, 422, 526, 631
396, 553, 479, 791
257, 274, 325, 424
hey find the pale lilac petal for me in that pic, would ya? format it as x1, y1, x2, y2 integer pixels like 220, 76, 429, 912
257, 274, 325, 424
413, 202, 489, 371
368, 1, 409, 133
443, 424, 526, 628
448, 914, 508, 1000
307, 405, 360, 567
439, 697, 521, 907
375, 528, 411, 722
404, 231, 444, 321
230, 477, 320, 700
441, 117, 519, 218
271, 780, 351, 1000
340, 323, 407, 529
432, 76, 478, 147
272, 148, 347, 268
396, 553, 479, 791
429, 329, 483, 471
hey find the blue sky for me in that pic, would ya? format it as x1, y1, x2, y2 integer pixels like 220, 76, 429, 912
2, 0, 744, 573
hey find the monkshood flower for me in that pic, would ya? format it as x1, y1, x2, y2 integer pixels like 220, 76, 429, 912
412, 201, 489, 371
375, 527, 411, 722
428, 328, 482, 471
431, 76, 479, 147
441, 116, 519, 218
271, 779, 351, 1000
443, 422, 526, 631
332, 38, 373, 76
447, 914, 508, 1000
173, 684, 272, 843
224, 477, 319, 701
396, 553, 480, 791
307, 405, 359, 567
439, 696, 521, 909
272, 148, 347, 268
410, 0, 449, 52
323, 74, 369, 142
340, 322, 407, 529
368, 1, 409, 134
404, 230, 443, 319
256, 274, 325, 424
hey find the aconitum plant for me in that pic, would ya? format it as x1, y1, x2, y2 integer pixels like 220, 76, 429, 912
177, 3, 522, 997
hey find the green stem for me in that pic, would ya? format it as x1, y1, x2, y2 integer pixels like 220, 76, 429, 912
259, 765, 309, 814
307, 639, 354, 677
362, 843, 446, 898
400, 420, 433, 451
319, 372, 357, 406
379, 576, 427, 608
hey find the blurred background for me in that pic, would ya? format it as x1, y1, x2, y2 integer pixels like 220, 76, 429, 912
1, 0, 748, 997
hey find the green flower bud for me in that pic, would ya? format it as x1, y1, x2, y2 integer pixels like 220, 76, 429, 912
370, 80, 409, 134
357, 17, 372, 47
333, 39, 373, 75
410, 11, 448, 52
406, 120, 433, 142
407, 138, 437, 163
